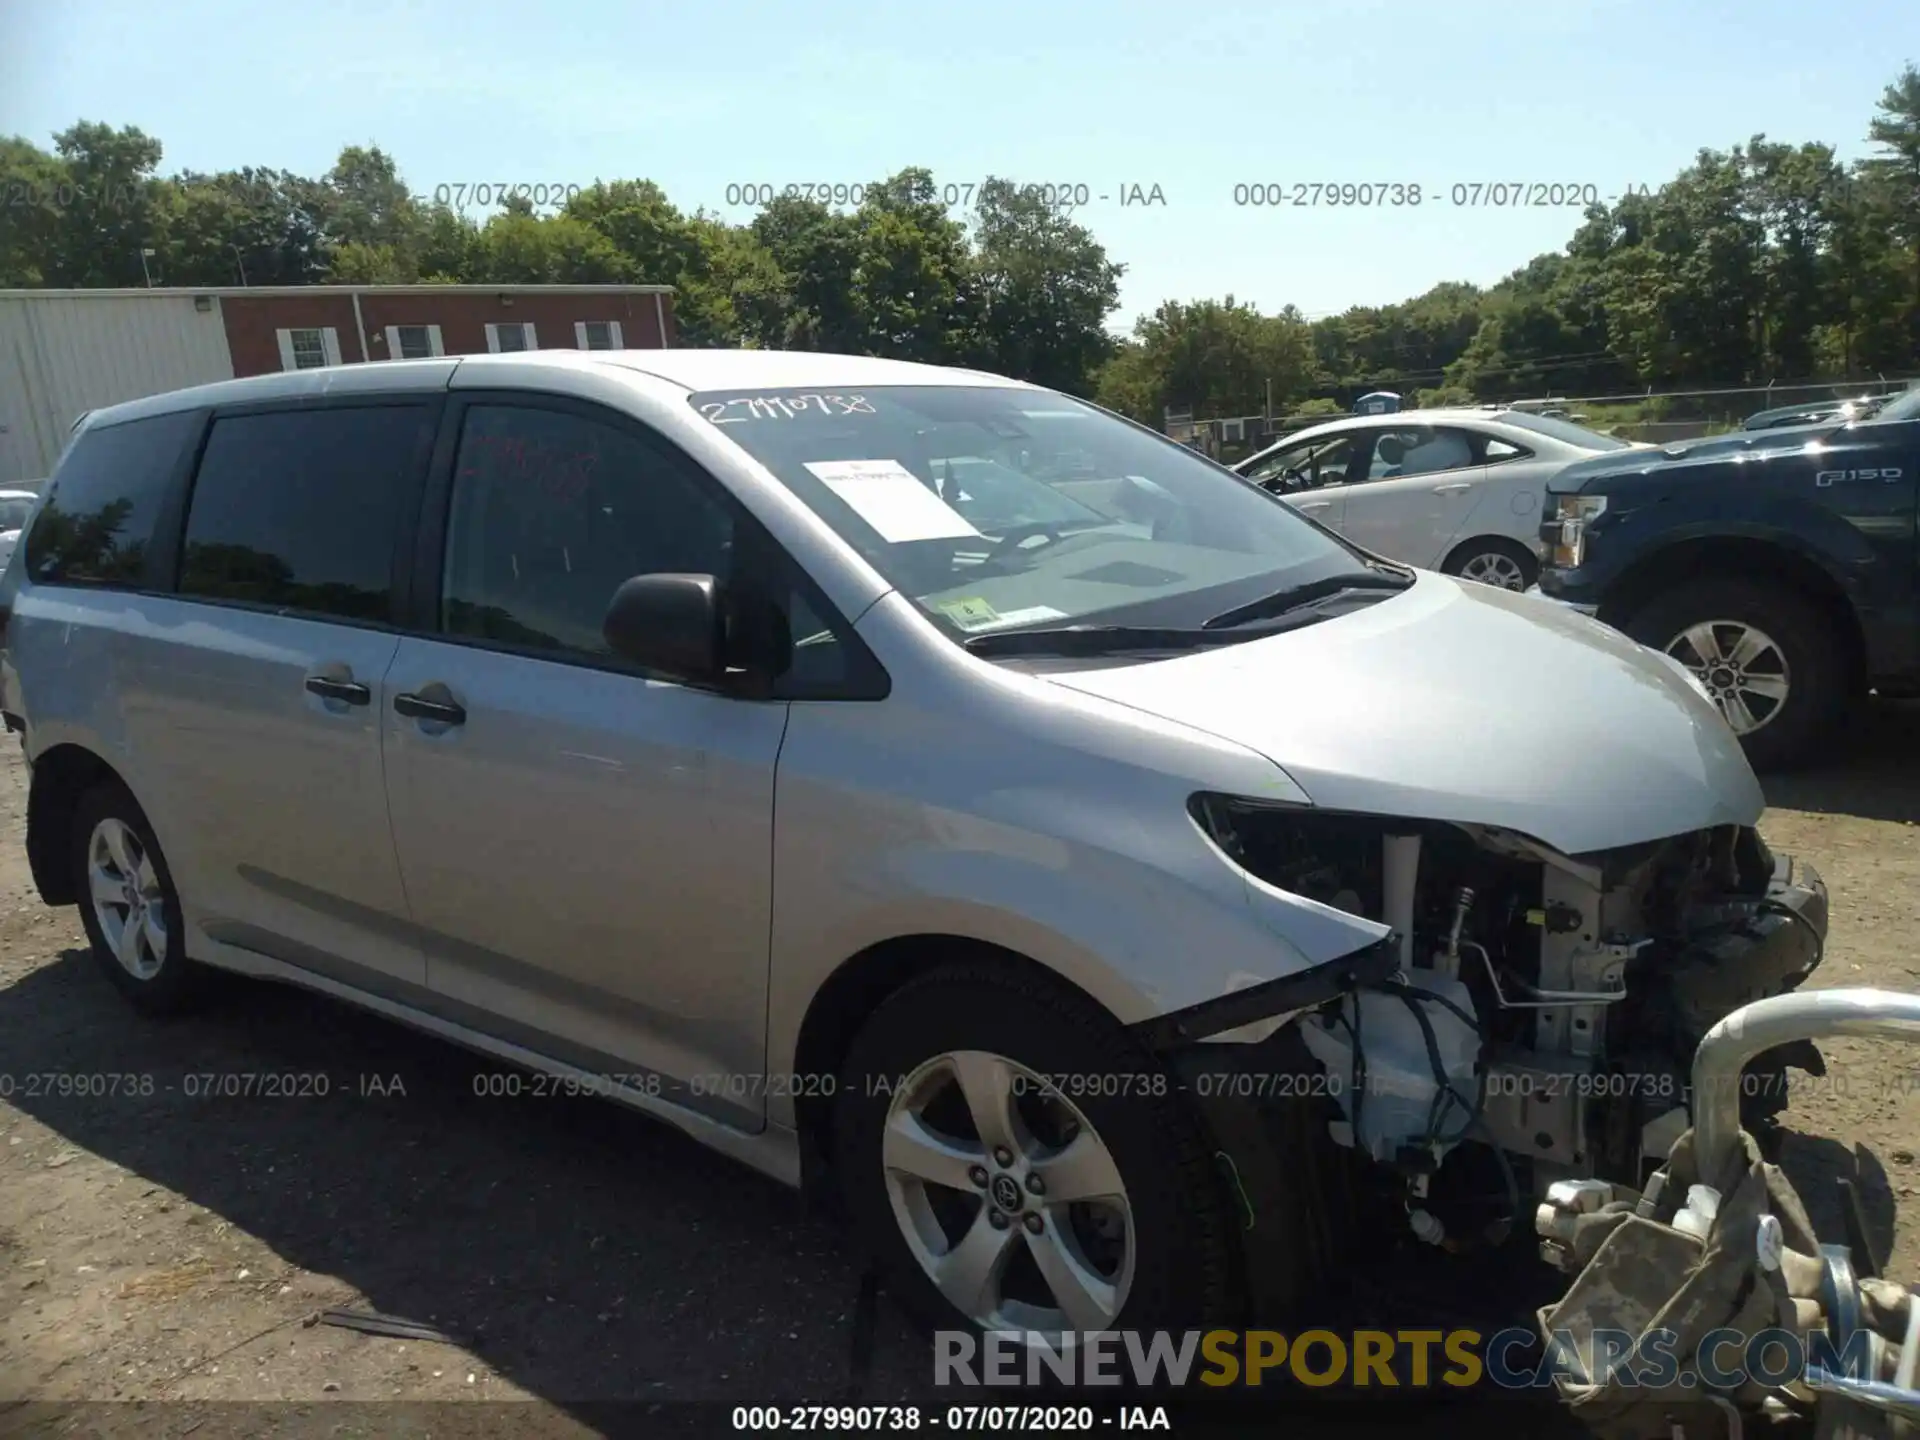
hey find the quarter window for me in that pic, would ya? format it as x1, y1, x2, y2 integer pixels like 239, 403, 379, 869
23, 409, 202, 587
177, 406, 432, 623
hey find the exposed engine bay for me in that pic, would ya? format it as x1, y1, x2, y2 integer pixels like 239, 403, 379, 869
1175, 796, 1829, 1274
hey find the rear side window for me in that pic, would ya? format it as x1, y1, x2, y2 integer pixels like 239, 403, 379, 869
23, 409, 201, 587
178, 405, 432, 624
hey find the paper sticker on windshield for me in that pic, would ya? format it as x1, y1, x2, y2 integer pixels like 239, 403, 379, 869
935, 601, 1067, 633
804, 460, 983, 544
936, 597, 1001, 629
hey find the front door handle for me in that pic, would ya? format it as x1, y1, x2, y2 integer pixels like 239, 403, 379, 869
394, 690, 467, 726
1432, 481, 1473, 494
305, 674, 371, 705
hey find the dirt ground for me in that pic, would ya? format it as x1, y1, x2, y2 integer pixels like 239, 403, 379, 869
5, 704, 1920, 1437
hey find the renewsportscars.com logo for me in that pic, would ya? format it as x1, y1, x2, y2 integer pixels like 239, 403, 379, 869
935, 1326, 1877, 1390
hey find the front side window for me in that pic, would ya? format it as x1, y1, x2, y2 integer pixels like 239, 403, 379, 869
0, 496, 37, 532
177, 406, 431, 623
441, 405, 735, 659
689, 386, 1375, 641
24, 408, 202, 587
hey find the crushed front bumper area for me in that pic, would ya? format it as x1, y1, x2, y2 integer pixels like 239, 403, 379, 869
1129, 846, 1829, 1319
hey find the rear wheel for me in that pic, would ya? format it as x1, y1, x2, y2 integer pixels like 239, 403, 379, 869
71, 783, 209, 1015
1623, 579, 1844, 771
1443, 536, 1536, 591
833, 960, 1245, 1346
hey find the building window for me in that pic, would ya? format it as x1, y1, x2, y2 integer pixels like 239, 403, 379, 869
275, 327, 341, 371
385, 324, 444, 360
574, 320, 623, 350
486, 321, 538, 353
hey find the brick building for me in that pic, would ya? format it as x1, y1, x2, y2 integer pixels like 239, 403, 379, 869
0, 284, 676, 484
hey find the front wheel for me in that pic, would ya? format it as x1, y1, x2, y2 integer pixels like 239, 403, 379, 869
832, 960, 1246, 1346
1623, 579, 1845, 771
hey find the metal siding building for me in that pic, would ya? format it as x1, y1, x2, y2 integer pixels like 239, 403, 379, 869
0, 292, 235, 483
0, 284, 678, 486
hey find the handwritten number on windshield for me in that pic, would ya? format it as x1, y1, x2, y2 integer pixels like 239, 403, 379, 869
700, 395, 877, 424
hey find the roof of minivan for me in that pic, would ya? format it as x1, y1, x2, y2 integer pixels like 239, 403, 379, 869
76, 350, 1042, 432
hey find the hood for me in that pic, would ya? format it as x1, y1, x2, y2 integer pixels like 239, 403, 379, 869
1551, 423, 1844, 492
1042, 573, 1763, 856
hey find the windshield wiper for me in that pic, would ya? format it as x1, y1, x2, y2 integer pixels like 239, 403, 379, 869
962, 624, 1241, 658
1201, 569, 1413, 631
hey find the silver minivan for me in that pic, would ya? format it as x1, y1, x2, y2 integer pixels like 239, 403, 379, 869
0, 350, 1827, 1342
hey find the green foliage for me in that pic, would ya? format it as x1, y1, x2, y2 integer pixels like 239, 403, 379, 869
3, 64, 1918, 412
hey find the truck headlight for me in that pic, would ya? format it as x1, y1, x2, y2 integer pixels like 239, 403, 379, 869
1550, 495, 1607, 568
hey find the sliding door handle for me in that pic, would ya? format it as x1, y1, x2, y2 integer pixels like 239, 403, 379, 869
305, 675, 371, 705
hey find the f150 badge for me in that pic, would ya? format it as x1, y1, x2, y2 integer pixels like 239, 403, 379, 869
1816, 467, 1904, 486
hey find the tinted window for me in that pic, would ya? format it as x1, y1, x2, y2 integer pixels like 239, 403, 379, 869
441, 405, 736, 660
23, 409, 200, 587
179, 406, 430, 623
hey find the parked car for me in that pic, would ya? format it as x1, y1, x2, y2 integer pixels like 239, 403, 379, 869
1538, 383, 1920, 770
1742, 394, 1887, 431
0, 352, 1826, 1342
0, 488, 40, 576
1233, 408, 1638, 590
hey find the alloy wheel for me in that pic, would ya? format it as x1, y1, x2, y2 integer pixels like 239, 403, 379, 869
1666, 619, 1790, 735
1458, 550, 1528, 590
87, 817, 168, 980
881, 1049, 1135, 1339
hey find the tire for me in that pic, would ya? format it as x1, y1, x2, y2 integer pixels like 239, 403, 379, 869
832, 958, 1243, 1349
1623, 579, 1844, 772
71, 781, 208, 1015
1443, 536, 1537, 591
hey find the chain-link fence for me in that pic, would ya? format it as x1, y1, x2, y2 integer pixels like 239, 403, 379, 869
1171, 377, 1920, 463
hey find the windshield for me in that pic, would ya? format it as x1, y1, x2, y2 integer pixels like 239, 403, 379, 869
691, 385, 1378, 640
1499, 412, 1631, 451
0, 497, 36, 532
1864, 388, 1920, 425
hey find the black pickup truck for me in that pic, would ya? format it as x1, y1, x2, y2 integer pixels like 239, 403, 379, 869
1537, 384, 1920, 770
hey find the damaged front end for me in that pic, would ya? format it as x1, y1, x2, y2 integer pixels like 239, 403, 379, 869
1135, 795, 1827, 1313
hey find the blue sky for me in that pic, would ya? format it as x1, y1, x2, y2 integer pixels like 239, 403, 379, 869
1, 0, 1913, 328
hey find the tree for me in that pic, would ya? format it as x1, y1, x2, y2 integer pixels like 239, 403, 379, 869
965, 177, 1122, 395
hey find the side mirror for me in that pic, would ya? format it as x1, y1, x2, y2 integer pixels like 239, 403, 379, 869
603, 573, 723, 682
601, 573, 793, 694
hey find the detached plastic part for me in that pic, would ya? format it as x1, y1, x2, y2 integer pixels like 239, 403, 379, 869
1299, 971, 1480, 1167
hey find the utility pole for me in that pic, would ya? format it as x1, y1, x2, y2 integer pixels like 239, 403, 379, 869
231, 245, 248, 286
138, 248, 156, 287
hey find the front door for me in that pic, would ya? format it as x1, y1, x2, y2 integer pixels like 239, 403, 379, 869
382, 396, 790, 1125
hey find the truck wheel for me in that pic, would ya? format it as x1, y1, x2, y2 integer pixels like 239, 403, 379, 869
71, 782, 210, 1015
1443, 536, 1536, 591
1624, 580, 1843, 771
832, 959, 1245, 1345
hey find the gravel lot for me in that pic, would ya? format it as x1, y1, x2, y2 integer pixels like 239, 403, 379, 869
5, 705, 1920, 1437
